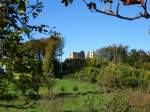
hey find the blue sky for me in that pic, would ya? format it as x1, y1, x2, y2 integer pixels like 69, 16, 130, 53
30, 0, 150, 59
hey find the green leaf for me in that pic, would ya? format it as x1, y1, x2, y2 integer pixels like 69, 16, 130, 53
13, 72, 22, 80
23, 73, 32, 78
87, 2, 96, 10
61, 0, 73, 7
18, 0, 26, 14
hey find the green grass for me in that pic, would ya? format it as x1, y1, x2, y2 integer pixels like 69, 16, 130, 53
39, 78, 99, 95
0, 78, 108, 112
53, 79, 98, 93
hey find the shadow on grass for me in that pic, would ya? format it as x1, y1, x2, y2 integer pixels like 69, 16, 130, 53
41, 90, 101, 100
0, 102, 36, 109
56, 90, 100, 97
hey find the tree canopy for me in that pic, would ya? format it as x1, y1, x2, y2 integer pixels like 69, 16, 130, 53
0, 0, 64, 100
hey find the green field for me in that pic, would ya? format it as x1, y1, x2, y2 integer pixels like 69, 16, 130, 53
0, 79, 109, 112
0, 79, 149, 112
53, 79, 98, 93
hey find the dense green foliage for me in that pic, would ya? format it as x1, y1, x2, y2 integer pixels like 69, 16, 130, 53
0, 0, 64, 100
97, 64, 149, 91
0, 35, 64, 100
0, 0, 47, 100
0, 0, 150, 111
96, 44, 128, 63
62, 59, 85, 75
0, 79, 149, 112
64, 45, 150, 93
42, 35, 64, 75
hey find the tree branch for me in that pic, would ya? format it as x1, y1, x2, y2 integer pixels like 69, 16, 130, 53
81, 0, 150, 20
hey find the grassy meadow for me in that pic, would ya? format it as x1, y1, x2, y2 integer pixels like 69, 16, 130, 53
0, 79, 111, 112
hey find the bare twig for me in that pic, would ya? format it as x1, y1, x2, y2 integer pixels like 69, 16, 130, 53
81, 0, 150, 20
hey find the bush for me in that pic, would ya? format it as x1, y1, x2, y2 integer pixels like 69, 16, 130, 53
25, 88, 40, 100
60, 86, 65, 93
0, 79, 20, 100
140, 62, 150, 70
143, 70, 150, 81
73, 85, 79, 92
62, 59, 85, 75
97, 64, 149, 90
125, 77, 139, 88
105, 92, 140, 112
74, 67, 100, 82
81, 95, 104, 112
85, 58, 108, 68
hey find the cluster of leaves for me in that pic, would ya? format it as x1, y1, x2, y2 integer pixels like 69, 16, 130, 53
128, 49, 150, 68
96, 44, 129, 64
64, 45, 150, 91
96, 45, 150, 68
62, 58, 85, 75
85, 58, 108, 68
104, 91, 140, 112
82, 95, 104, 112
81, 91, 143, 112
42, 33, 64, 76
0, 79, 20, 100
61, 0, 73, 7
0, 0, 56, 101
97, 64, 149, 91
74, 67, 100, 83
63, 58, 104, 82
